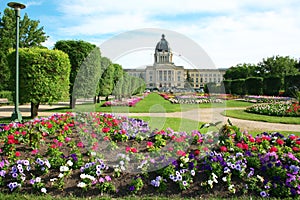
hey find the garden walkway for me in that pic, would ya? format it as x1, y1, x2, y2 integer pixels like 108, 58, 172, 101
0, 104, 299, 133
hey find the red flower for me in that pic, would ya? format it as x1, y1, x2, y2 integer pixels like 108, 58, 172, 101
236, 143, 243, 149
290, 135, 297, 140
50, 144, 57, 149
296, 140, 300, 145
176, 150, 186, 156
130, 148, 137, 153
102, 127, 110, 133
103, 136, 110, 141
242, 143, 249, 150
269, 146, 278, 152
15, 151, 21, 157
292, 146, 300, 152
251, 146, 258, 151
121, 129, 126, 135
276, 139, 284, 145
220, 146, 227, 152
249, 137, 255, 143
194, 149, 200, 156
47, 124, 53, 129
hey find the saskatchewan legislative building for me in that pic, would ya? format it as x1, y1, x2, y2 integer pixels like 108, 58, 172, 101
124, 34, 226, 91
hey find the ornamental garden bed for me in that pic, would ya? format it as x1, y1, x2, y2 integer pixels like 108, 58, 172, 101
160, 93, 223, 104
246, 102, 300, 117
0, 112, 300, 198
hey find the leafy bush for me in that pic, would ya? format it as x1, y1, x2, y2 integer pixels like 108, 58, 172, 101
246, 102, 300, 117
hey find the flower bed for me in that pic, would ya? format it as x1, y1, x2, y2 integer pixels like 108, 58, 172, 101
244, 95, 292, 103
102, 94, 150, 107
0, 113, 300, 198
246, 102, 300, 117
160, 93, 223, 104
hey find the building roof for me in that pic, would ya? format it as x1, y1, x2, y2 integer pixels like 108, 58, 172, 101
155, 34, 170, 52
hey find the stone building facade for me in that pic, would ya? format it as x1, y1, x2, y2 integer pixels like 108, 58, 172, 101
124, 34, 226, 90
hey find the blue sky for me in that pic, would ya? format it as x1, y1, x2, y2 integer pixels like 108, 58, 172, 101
1, 0, 300, 69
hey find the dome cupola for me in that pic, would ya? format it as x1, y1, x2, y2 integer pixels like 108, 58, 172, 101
155, 34, 170, 52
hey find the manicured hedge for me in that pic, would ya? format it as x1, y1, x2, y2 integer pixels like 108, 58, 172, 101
230, 79, 246, 95
263, 76, 282, 96
245, 77, 263, 95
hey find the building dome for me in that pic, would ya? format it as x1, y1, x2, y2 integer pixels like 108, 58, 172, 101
155, 34, 170, 52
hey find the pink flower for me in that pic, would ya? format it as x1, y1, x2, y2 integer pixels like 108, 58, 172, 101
15, 151, 21, 157
65, 137, 71, 142
105, 176, 111, 181
31, 149, 39, 155
77, 142, 84, 148
99, 177, 105, 183
147, 141, 153, 147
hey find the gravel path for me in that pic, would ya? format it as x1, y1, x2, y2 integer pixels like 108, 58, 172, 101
1, 104, 299, 133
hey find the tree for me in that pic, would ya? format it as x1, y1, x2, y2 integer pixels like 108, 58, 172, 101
7, 48, 70, 118
223, 63, 257, 80
0, 8, 48, 91
257, 55, 298, 79
54, 40, 98, 108
99, 63, 115, 101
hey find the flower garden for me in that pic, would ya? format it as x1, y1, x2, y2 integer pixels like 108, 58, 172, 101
0, 109, 300, 198
159, 93, 224, 104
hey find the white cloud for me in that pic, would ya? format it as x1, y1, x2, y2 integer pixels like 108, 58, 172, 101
47, 0, 300, 68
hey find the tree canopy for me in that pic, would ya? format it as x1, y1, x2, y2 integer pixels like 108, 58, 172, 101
0, 8, 48, 91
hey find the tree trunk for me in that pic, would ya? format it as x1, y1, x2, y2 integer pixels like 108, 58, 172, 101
97, 95, 100, 103
105, 96, 109, 101
70, 97, 76, 109
31, 102, 40, 118
93, 96, 96, 104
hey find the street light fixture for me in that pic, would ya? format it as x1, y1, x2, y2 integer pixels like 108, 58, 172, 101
7, 2, 26, 122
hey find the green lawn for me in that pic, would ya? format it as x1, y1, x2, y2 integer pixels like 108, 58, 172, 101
42, 93, 254, 114
223, 109, 300, 124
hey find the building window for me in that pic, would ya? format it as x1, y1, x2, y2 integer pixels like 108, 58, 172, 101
200, 78, 203, 82
196, 78, 199, 83
150, 76, 152, 81
196, 74, 199, 77
205, 78, 207, 82
177, 83, 181, 87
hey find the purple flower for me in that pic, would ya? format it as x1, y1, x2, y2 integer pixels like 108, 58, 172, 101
129, 185, 135, 191
0, 170, 6, 177
260, 191, 268, 197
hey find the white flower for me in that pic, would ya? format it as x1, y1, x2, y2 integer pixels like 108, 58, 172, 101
35, 177, 41, 183
58, 173, 64, 178
67, 160, 73, 167
60, 166, 69, 172
191, 170, 195, 176
90, 151, 96, 156
257, 175, 264, 182
208, 180, 213, 188
80, 174, 87, 179
50, 178, 57, 182
41, 187, 47, 194
222, 176, 227, 182
77, 182, 87, 188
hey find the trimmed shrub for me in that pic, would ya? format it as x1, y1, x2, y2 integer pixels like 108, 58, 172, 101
231, 79, 246, 95
222, 80, 231, 94
263, 76, 282, 96
285, 74, 300, 97
245, 77, 263, 95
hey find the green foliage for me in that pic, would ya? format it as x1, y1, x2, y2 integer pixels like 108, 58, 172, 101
0, 8, 48, 91
222, 80, 231, 94
263, 76, 282, 96
0, 90, 12, 101
285, 74, 300, 97
99, 61, 115, 98
245, 77, 263, 95
224, 63, 257, 80
230, 79, 246, 95
53, 40, 98, 107
72, 47, 102, 99
7, 48, 70, 117
257, 55, 298, 79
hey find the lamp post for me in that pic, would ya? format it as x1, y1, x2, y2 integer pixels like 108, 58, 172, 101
7, 2, 26, 122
